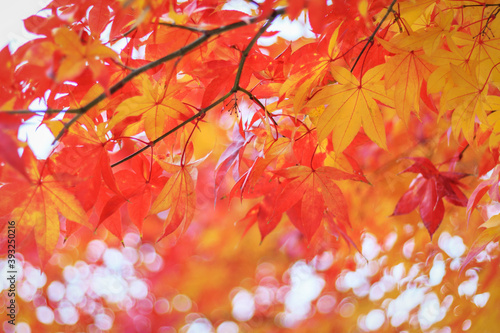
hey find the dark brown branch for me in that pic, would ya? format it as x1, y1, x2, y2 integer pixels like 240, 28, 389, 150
158, 22, 206, 33
351, 0, 397, 73
111, 92, 231, 168
6, 10, 285, 121
41, 8, 284, 143
111, 10, 279, 168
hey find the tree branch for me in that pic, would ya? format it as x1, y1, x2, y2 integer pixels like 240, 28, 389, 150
54, 9, 285, 142
1, 8, 285, 141
111, 10, 279, 168
351, 0, 397, 73
158, 22, 207, 33
237, 87, 278, 126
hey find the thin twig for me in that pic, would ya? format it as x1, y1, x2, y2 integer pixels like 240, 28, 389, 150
237, 87, 278, 126
20, 8, 284, 143
462, 4, 500, 8
351, 0, 397, 73
181, 117, 202, 166
111, 10, 280, 168
111, 91, 232, 168
109, 25, 137, 43
479, 6, 500, 37
111, 58, 136, 71
158, 22, 207, 33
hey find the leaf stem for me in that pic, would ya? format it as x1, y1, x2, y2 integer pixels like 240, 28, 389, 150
237, 87, 278, 127
181, 117, 201, 166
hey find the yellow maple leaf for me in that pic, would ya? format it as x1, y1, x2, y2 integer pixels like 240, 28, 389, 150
446, 64, 500, 143
308, 65, 392, 153
2, 153, 91, 263
379, 34, 433, 124
107, 77, 192, 140
53, 27, 117, 82
149, 143, 209, 241
486, 111, 500, 148
464, 11, 500, 83
411, 4, 454, 56
279, 25, 341, 115
150, 167, 196, 241
462, 212, 500, 271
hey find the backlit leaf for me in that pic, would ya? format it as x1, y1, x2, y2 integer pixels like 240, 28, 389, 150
308, 65, 392, 152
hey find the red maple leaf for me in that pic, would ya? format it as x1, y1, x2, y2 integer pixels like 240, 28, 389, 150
393, 157, 468, 238
272, 165, 367, 241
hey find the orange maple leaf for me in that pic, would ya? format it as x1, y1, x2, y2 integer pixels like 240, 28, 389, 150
0, 150, 91, 263
49, 115, 123, 209
100, 155, 168, 235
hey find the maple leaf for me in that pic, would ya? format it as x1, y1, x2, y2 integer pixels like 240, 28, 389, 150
149, 143, 208, 241
463, 15, 500, 84
272, 165, 366, 241
466, 165, 500, 224
88, 1, 111, 37
446, 64, 500, 143
279, 61, 329, 115
49, 116, 122, 211
150, 166, 196, 241
100, 155, 167, 235
286, 0, 331, 33
0, 47, 16, 107
461, 212, 500, 272
239, 192, 282, 242
276, 26, 344, 116
90, 186, 125, 241
308, 65, 392, 153
230, 135, 292, 201
378, 34, 433, 124
0, 150, 91, 263
52, 26, 117, 83
0, 114, 29, 180
107, 76, 192, 140
485, 111, 500, 149
214, 123, 254, 201
392, 157, 468, 238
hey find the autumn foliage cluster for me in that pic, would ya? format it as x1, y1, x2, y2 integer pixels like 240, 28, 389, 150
1, 0, 500, 331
